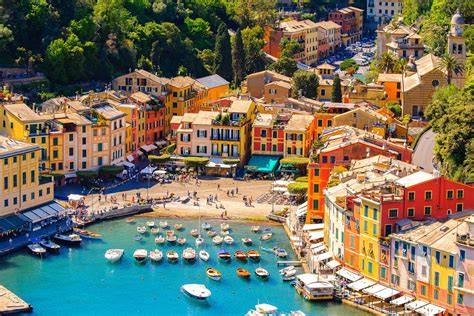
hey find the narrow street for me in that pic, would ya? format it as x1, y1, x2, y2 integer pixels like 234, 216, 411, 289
413, 128, 437, 172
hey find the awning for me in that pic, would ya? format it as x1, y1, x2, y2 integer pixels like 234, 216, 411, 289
246, 155, 280, 173
64, 172, 77, 179
117, 160, 135, 168
68, 194, 84, 201
373, 287, 400, 300
307, 231, 324, 241
303, 224, 324, 231
127, 155, 135, 162
363, 284, 387, 295
337, 267, 362, 282
348, 278, 375, 291
296, 273, 320, 284
415, 304, 446, 315
296, 202, 307, 217
390, 295, 414, 306
206, 157, 235, 169
141, 144, 157, 152
273, 180, 291, 187
0, 214, 29, 233
140, 166, 157, 175
22, 201, 66, 224
406, 300, 429, 311
325, 259, 341, 269
313, 251, 332, 262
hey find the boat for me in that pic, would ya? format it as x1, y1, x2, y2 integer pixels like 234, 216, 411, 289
39, 239, 60, 253
166, 235, 177, 244
260, 233, 273, 241
241, 237, 253, 246
201, 222, 211, 230
182, 247, 196, 262
255, 267, 270, 279
27, 243, 46, 257
274, 248, 288, 258
155, 235, 165, 244
234, 250, 248, 262
237, 267, 250, 279
105, 249, 124, 263
177, 237, 187, 245
159, 221, 169, 228
207, 230, 217, 237
134, 235, 143, 241
53, 233, 82, 246
174, 223, 184, 231
263, 227, 272, 233
246, 304, 278, 316
190, 229, 199, 237
206, 267, 222, 281
247, 250, 260, 262
212, 235, 223, 245
133, 249, 148, 263
137, 226, 147, 234
220, 230, 229, 236
149, 249, 163, 262
199, 249, 210, 261
126, 217, 136, 223
294, 274, 334, 301
282, 272, 296, 281
220, 222, 230, 231
150, 227, 159, 235
165, 230, 175, 237
217, 249, 231, 261
181, 284, 211, 300
146, 221, 155, 228
251, 226, 260, 233
195, 236, 204, 247
167, 250, 179, 263
279, 266, 296, 275
223, 235, 234, 245
73, 228, 103, 240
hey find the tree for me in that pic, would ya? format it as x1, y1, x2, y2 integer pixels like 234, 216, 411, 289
377, 53, 398, 73
232, 29, 245, 85
269, 39, 298, 77
331, 74, 342, 102
241, 26, 266, 73
183, 17, 213, 51
291, 70, 318, 98
340, 58, 359, 71
214, 22, 232, 81
386, 101, 402, 117
437, 54, 464, 85
232, 0, 277, 28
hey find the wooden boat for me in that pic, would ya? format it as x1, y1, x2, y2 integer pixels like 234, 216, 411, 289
255, 267, 270, 279
151, 228, 160, 235
27, 243, 46, 257
133, 249, 148, 263
247, 250, 260, 262
53, 233, 82, 246
234, 250, 247, 262
199, 249, 210, 261
137, 226, 147, 234
126, 217, 136, 223
105, 249, 124, 263
190, 229, 199, 237
167, 250, 179, 263
39, 239, 60, 253
236, 267, 250, 278
260, 233, 273, 241
217, 249, 231, 261
207, 230, 217, 237
195, 236, 204, 247
166, 235, 177, 244
159, 221, 169, 228
220, 223, 230, 231
149, 249, 163, 263
177, 237, 187, 245
182, 247, 196, 262
73, 228, 103, 240
146, 221, 155, 228
241, 237, 253, 245
206, 267, 222, 281
223, 235, 234, 245
212, 235, 223, 245
155, 235, 165, 244
174, 223, 184, 231
251, 226, 260, 233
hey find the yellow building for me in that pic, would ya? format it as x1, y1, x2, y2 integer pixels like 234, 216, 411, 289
0, 135, 54, 216
168, 76, 199, 117
358, 195, 381, 281
283, 114, 315, 157
195, 74, 230, 109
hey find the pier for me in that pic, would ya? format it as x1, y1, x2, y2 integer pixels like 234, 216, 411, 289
277, 260, 303, 267
0, 285, 32, 314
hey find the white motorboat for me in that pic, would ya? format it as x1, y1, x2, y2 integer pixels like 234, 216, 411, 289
190, 229, 199, 237
133, 249, 148, 263
274, 248, 288, 258
137, 226, 147, 234
27, 243, 46, 257
220, 223, 230, 231
167, 250, 179, 262
159, 221, 169, 228
223, 235, 234, 245
39, 239, 60, 253
251, 226, 260, 233
151, 227, 160, 235
255, 267, 270, 279
279, 266, 296, 275
149, 249, 163, 262
199, 249, 210, 261
242, 237, 253, 245
212, 235, 223, 245
155, 235, 165, 244
246, 303, 278, 316
182, 247, 196, 262
201, 222, 211, 230
181, 284, 211, 300
146, 221, 155, 228
166, 235, 177, 244
260, 233, 272, 241
177, 237, 187, 245
105, 249, 124, 263
195, 236, 204, 247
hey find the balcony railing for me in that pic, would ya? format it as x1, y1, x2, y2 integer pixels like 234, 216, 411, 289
210, 136, 240, 141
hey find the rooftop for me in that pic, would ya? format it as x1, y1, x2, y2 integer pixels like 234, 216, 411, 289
395, 171, 436, 188
229, 100, 253, 114
134, 69, 170, 85
130, 91, 151, 103
0, 135, 39, 159
169, 76, 196, 89
193, 111, 219, 125
196, 74, 229, 89
4, 103, 44, 122
253, 113, 274, 128
280, 19, 318, 33
93, 103, 126, 120
377, 73, 402, 83
285, 114, 314, 131
314, 21, 342, 30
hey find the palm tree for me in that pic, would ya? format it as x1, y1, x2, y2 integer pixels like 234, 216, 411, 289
378, 52, 397, 73
437, 54, 464, 85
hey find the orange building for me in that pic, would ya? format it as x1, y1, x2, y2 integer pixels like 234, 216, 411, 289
377, 73, 402, 102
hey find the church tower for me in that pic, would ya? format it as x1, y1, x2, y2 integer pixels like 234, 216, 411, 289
447, 9, 466, 87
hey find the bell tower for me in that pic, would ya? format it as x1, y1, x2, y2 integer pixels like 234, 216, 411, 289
447, 9, 466, 87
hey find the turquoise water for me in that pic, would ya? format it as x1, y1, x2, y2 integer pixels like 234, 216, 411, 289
0, 219, 367, 315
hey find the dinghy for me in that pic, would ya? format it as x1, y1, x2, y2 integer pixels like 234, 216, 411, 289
242, 237, 253, 245
260, 233, 272, 241
166, 234, 177, 244
190, 229, 199, 237
255, 267, 270, 279
155, 235, 165, 244
251, 226, 260, 233
159, 221, 169, 228
212, 235, 223, 245
234, 250, 248, 262
207, 230, 217, 237
177, 237, 187, 245
137, 226, 147, 234
223, 235, 234, 245
167, 250, 179, 263
195, 236, 204, 247
133, 249, 147, 263
247, 250, 260, 262
146, 221, 155, 228
217, 249, 231, 261
237, 267, 250, 278
206, 267, 222, 281
182, 247, 196, 262
199, 249, 210, 261
174, 223, 184, 231
149, 249, 163, 262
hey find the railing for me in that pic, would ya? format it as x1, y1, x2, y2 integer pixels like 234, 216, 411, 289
210, 136, 240, 141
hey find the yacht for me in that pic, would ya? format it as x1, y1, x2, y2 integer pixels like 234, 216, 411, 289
217, 249, 231, 261
174, 223, 184, 231
105, 249, 124, 263
246, 304, 278, 316
207, 230, 217, 237
133, 249, 148, 263
181, 284, 211, 300
260, 233, 272, 241
53, 233, 82, 246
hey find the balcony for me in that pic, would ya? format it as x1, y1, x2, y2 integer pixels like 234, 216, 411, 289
211, 135, 240, 141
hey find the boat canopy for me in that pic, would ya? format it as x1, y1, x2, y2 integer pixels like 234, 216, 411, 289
307, 231, 324, 242
336, 267, 362, 282
246, 155, 280, 173
296, 202, 307, 217
0, 214, 29, 234
140, 166, 157, 175
406, 300, 429, 311
347, 278, 375, 291
390, 295, 414, 306
22, 201, 66, 224
415, 303, 446, 315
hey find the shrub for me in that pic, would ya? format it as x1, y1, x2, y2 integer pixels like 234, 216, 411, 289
223, 158, 240, 165
295, 176, 308, 183
288, 182, 308, 195
99, 165, 124, 178
149, 154, 171, 165
183, 157, 210, 168
280, 156, 309, 167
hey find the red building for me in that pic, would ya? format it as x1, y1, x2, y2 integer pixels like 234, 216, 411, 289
129, 92, 167, 145
328, 6, 364, 45
251, 113, 289, 156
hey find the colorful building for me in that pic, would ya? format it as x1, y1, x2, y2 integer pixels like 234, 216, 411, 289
283, 114, 315, 157
314, 21, 342, 57
376, 22, 424, 59
377, 73, 402, 102
328, 7, 364, 46
367, 0, 403, 25
251, 113, 288, 156
244, 70, 292, 104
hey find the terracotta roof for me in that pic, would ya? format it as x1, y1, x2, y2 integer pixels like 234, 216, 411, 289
253, 113, 274, 127
181, 113, 198, 123
3, 103, 44, 122
229, 100, 253, 114
130, 91, 151, 103
0, 135, 39, 159
170, 115, 183, 124
65, 112, 92, 125
315, 21, 342, 30
169, 76, 196, 88
285, 114, 314, 131
93, 103, 126, 120
317, 63, 336, 70
415, 53, 442, 77
192, 111, 219, 125
267, 80, 292, 89
134, 69, 170, 85
377, 73, 402, 83
247, 70, 291, 83
280, 19, 318, 33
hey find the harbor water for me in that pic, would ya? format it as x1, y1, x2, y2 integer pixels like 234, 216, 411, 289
0, 218, 368, 315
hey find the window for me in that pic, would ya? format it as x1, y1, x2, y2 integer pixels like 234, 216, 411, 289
364, 205, 368, 217
432, 80, 439, 87
13, 197, 17, 205
368, 261, 373, 273
363, 221, 368, 232
389, 209, 398, 218
3, 176, 8, 190
30, 170, 35, 183
460, 249, 465, 261
31, 192, 35, 200
39, 189, 42, 197
3, 158, 7, 165
457, 190, 464, 199
313, 184, 319, 193
421, 285, 427, 296
425, 191, 432, 200
58, 163, 63, 170
380, 267, 386, 279
31, 152, 35, 159
82, 137, 86, 145
434, 289, 439, 299
449, 255, 455, 268
69, 148, 74, 156
317, 119, 323, 127
458, 272, 464, 288
421, 265, 427, 276
447, 190, 454, 199
322, 156, 327, 163
424, 206, 431, 216
385, 224, 392, 236
69, 134, 73, 141
408, 192, 415, 201
457, 293, 464, 305
434, 271, 440, 287
53, 138, 58, 146
372, 224, 377, 235
3, 199, 8, 207
22, 194, 26, 202
82, 161, 87, 169
53, 150, 58, 159
435, 251, 441, 264
260, 130, 267, 137
314, 169, 319, 177
312, 200, 319, 210
408, 208, 414, 217
456, 203, 463, 212
98, 143, 103, 152
22, 172, 26, 185
448, 276, 453, 292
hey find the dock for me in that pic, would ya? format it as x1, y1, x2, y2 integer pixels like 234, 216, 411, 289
277, 260, 303, 267
0, 285, 32, 314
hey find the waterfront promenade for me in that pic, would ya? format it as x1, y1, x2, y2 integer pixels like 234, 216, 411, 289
0, 285, 31, 314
